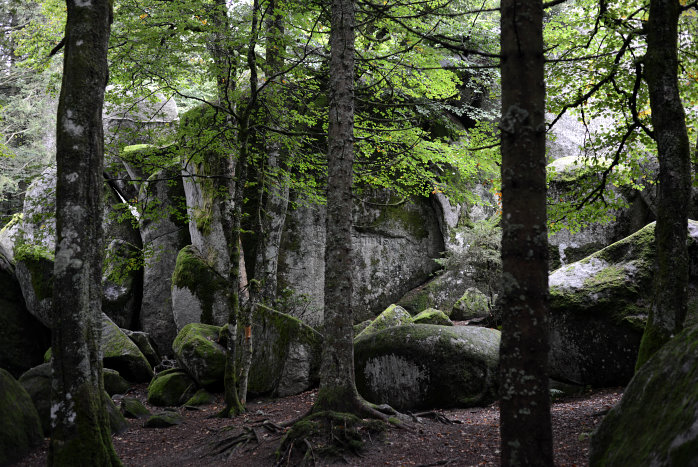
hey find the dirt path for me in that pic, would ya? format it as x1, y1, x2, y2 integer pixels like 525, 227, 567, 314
15, 386, 621, 466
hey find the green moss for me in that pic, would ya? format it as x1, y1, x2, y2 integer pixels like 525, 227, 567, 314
370, 198, 428, 239
355, 304, 412, 341
120, 397, 151, 419
0, 368, 43, 465
172, 323, 226, 388
14, 244, 54, 301
184, 388, 215, 406
172, 246, 227, 325
411, 309, 453, 326
147, 370, 197, 407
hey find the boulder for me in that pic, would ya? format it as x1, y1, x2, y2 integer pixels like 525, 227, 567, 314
397, 269, 479, 316
18, 363, 51, 434
0, 213, 21, 259
123, 330, 160, 368
147, 369, 197, 407
18, 363, 125, 435
102, 315, 154, 383
102, 239, 142, 329
139, 166, 191, 355
248, 305, 323, 397
104, 368, 130, 396
184, 388, 215, 406
451, 287, 490, 321
171, 245, 228, 331
590, 324, 698, 466
121, 397, 151, 419
355, 324, 500, 410
411, 309, 453, 326
14, 245, 54, 328
0, 245, 50, 377
548, 221, 698, 386
19, 167, 56, 251
0, 368, 43, 466
172, 323, 226, 389
355, 304, 412, 341
278, 190, 444, 326
144, 411, 184, 428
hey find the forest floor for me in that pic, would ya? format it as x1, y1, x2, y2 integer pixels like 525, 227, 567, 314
16, 385, 621, 466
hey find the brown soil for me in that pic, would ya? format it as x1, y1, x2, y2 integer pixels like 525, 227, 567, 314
14, 386, 621, 466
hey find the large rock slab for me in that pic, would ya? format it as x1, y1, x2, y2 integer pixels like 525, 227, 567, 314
590, 324, 698, 466
138, 166, 191, 355
171, 245, 228, 331
278, 190, 444, 326
248, 305, 323, 397
548, 221, 698, 386
14, 245, 54, 328
102, 315, 154, 383
0, 368, 43, 466
172, 307, 323, 397
0, 245, 50, 377
355, 324, 500, 410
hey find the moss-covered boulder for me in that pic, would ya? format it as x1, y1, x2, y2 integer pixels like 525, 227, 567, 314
0, 245, 50, 378
184, 388, 215, 406
123, 330, 161, 368
248, 305, 323, 397
102, 314, 154, 383
18, 363, 51, 434
147, 369, 197, 407
590, 324, 698, 466
121, 397, 151, 419
354, 304, 411, 341
548, 221, 698, 386
355, 324, 500, 410
104, 368, 130, 396
451, 287, 490, 321
410, 309, 453, 326
171, 245, 228, 331
172, 323, 226, 389
0, 368, 43, 466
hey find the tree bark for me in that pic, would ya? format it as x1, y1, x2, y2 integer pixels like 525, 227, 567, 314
312, 0, 364, 413
636, 0, 691, 369
49, 1, 120, 465
498, 0, 553, 464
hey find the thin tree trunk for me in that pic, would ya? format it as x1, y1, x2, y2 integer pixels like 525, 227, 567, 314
498, 0, 553, 464
312, 0, 366, 413
49, 1, 120, 465
636, 0, 691, 369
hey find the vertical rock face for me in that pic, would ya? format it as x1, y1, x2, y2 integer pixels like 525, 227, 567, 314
278, 191, 444, 326
0, 245, 50, 378
139, 166, 191, 355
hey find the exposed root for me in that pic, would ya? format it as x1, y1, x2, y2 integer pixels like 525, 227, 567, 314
207, 419, 285, 460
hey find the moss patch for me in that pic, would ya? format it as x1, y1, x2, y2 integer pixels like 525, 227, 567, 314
0, 368, 43, 466
172, 246, 227, 325
147, 370, 197, 407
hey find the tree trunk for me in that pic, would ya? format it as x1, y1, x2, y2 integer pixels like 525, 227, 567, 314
49, 1, 120, 465
635, 0, 691, 369
312, 0, 364, 413
498, 0, 553, 464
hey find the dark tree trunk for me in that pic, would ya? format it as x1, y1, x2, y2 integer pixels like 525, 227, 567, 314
498, 0, 553, 464
49, 1, 120, 465
636, 0, 691, 369
312, 0, 364, 413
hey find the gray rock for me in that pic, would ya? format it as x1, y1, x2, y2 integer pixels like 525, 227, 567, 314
123, 330, 160, 368
0, 213, 21, 259
18, 363, 51, 434
138, 166, 191, 355
548, 221, 698, 386
0, 368, 43, 466
102, 239, 142, 329
121, 397, 151, 419
14, 247, 54, 328
0, 245, 50, 377
249, 305, 323, 397
102, 314, 154, 383
278, 190, 444, 326
104, 368, 130, 396
19, 167, 56, 251
398, 269, 479, 316
590, 324, 698, 466
411, 309, 453, 326
171, 245, 228, 331
355, 324, 500, 410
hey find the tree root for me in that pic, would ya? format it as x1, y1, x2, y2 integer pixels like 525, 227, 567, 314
207, 419, 285, 460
